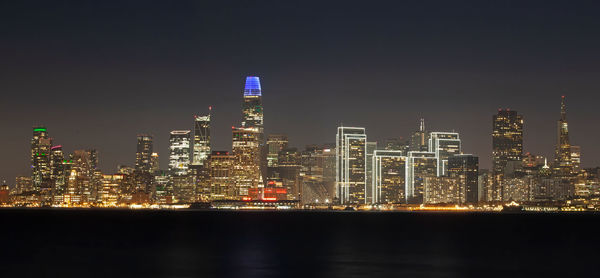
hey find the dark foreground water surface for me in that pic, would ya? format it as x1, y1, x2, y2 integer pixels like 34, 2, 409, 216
1, 209, 600, 278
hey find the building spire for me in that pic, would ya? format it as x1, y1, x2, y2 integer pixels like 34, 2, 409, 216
560, 95, 567, 121
419, 118, 425, 132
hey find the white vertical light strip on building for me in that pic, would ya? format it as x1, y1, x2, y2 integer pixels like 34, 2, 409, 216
336, 127, 366, 205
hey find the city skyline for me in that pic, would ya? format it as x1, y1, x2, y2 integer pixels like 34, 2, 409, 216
0, 79, 588, 183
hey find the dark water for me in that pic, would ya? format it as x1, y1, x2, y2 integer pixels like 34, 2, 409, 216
1, 209, 599, 278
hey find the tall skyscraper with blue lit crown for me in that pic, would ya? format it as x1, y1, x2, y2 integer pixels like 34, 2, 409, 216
241, 76, 264, 142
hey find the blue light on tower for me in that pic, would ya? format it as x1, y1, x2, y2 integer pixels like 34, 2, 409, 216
244, 76, 262, 96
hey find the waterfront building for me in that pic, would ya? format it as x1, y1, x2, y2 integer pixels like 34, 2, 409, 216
98, 174, 123, 206
232, 127, 262, 197
372, 150, 406, 204
208, 151, 235, 200
424, 176, 461, 204
365, 141, 377, 203
406, 151, 437, 204
447, 154, 479, 204
299, 145, 336, 204
336, 127, 367, 205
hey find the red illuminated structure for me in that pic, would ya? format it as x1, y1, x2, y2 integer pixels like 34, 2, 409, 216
245, 185, 287, 201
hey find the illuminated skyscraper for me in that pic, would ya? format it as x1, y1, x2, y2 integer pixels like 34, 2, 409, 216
241, 76, 264, 142
267, 134, 288, 167
31, 126, 52, 193
232, 127, 262, 197
406, 151, 437, 204
554, 96, 573, 176
428, 132, 461, 176
150, 152, 160, 173
135, 134, 153, 173
208, 151, 235, 200
336, 127, 367, 205
410, 119, 428, 152
50, 145, 67, 199
372, 150, 406, 204
492, 109, 523, 176
192, 108, 211, 166
447, 154, 479, 204
170, 130, 193, 202
571, 146, 581, 173
365, 141, 377, 203
492, 109, 523, 202
169, 130, 191, 176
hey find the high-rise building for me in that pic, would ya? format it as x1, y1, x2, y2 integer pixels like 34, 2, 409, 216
15, 176, 33, 194
169, 130, 191, 176
49, 145, 68, 199
135, 134, 153, 173
428, 132, 461, 176
241, 76, 264, 142
554, 96, 573, 176
169, 130, 193, 203
267, 134, 288, 167
492, 109, 523, 201
423, 176, 461, 204
372, 150, 406, 204
336, 127, 367, 205
275, 148, 301, 200
31, 126, 52, 194
299, 145, 336, 204
447, 154, 479, 204
208, 151, 235, 200
98, 174, 123, 206
365, 141, 377, 203
192, 109, 211, 166
232, 127, 262, 197
150, 152, 160, 173
410, 119, 428, 152
571, 146, 581, 173
406, 151, 437, 204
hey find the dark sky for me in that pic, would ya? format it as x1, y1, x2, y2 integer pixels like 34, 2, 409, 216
2, 0, 600, 182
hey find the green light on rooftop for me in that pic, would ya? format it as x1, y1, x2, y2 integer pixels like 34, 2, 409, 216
33, 128, 47, 132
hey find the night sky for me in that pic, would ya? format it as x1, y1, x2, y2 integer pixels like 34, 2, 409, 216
2, 1, 600, 182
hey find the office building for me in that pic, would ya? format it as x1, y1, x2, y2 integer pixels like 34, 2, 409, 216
232, 127, 262, 197
169, 130, 191, 176
241, 76, 264, 142
428, 132, 461, 176
135, 134, 153, 173
267, 134, 288, 167
372, 150, 406, 204
336, 127, 367, 205
447, 154, 479, 204
406, 151, 437, 204
192, 110, 211, 166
